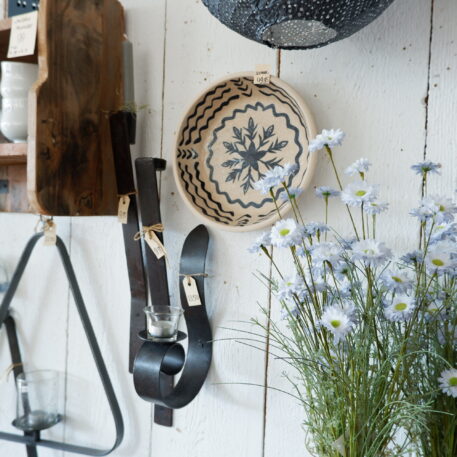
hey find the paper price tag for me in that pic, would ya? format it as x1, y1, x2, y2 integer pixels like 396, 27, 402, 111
8, 11, 38, 59
117, 195, 130, 224
144, 231, 166, 259
183, 276, 202, 307
254, 64, 271, 85
43, 220, 57, 246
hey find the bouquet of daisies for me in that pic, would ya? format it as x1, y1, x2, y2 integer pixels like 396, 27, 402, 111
248, 130, 457, 457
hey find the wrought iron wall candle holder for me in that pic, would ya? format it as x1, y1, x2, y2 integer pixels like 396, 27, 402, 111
202, 0, 396, 50
110, 112, 212, 427
0, 232, 124, 457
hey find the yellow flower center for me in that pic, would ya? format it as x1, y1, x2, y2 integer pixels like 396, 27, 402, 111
280, 229, 290, 237
394, 303, 408, 312
439, 205, 446, 211
432, 259, 445, 267
330, 320, 341, 328
356, 190, 367, 197
392, 276, 403, 283
449, 377, 457, 387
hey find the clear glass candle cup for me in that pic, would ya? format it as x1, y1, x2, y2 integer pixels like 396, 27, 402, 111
144, 306, 184, 343
15, 370, 62, 432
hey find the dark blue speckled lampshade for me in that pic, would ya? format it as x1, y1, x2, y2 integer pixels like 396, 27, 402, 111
202, 0, 396, 50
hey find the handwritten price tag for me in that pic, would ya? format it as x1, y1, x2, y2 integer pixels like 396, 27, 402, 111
8, 11, 38, 59
182, 276, 202, 307
144, 231, 166, 260
117, 195, 130, 224
254, 64, 271, 85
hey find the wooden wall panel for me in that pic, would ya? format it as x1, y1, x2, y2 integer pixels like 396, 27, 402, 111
2, 1, 456, 456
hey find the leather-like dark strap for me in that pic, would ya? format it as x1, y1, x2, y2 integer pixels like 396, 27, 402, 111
0, 233, 124, 456
109, 112, 148, 373
134, 157, 174, 426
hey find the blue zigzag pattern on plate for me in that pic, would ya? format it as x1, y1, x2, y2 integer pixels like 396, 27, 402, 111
193, 162, 236, 218
177, 148, 199, 159
178, 162, 233, 224
206, 101, 302, 209
231, 78, 253, 96
185, 93, 241, 146
182, 87, 233, 146
179, 82, 230, 146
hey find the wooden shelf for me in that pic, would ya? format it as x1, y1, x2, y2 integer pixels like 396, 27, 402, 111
0, 143, 27, 165
0, 0, 125, 215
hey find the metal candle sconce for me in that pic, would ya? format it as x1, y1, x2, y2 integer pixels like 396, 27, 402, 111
0, 232, 124, 457
110, 112, 212, 426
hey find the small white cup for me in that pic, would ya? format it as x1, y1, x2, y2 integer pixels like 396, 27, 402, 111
0, 61, 38, 143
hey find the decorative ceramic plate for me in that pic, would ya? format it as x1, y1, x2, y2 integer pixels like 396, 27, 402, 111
174, 72, 317, 232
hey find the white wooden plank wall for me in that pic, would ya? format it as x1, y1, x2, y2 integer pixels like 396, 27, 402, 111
0, 0, 453, 456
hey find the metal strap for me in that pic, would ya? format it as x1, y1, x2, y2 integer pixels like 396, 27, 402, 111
0, 233, 124, 456
133, 225, 212, 409
134, 157, 174, 427
109, 111, 148, 373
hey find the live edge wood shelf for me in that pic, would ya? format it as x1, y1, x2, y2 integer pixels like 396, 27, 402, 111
0, 0, 124, 215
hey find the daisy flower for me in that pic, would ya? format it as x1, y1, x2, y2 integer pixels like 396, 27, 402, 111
429, 222, 457, 243
341, 181, 379, 207
270, 218, 303, 248
253, 163, 298, 194
310, 242, 342, 268
424, 195, 457, 223
279, 187, 303, 201
351, 239, 392, 267
410, 161, 441, 175
438, 368, 457, 398
320, 305, 354, 343
411, 195, 457, 223
276, 275, 306, 301
425, 241, 457, 273
248, 231, 271, 253
303, 222, 330, 237
363, 201, 389, 215
381, 267, 414, 293
308, 129, 345, 152
401, 250, 424, 265
315, 186, 340, 199
344, 158, 372, 177
384, 295, 416, 322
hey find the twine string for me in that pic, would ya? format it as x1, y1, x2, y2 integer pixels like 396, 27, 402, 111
133, 224, 164, 241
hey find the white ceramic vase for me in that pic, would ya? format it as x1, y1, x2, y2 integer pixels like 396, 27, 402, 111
0, 61, 38, 143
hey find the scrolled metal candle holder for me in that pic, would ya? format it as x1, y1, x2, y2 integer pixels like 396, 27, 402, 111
133, 225, 212, 409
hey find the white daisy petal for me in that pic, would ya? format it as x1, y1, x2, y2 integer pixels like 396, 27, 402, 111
320, 305, 355, 343
341, 181, 379, 207
384, 295, 416, 322
438, 368, 457, 398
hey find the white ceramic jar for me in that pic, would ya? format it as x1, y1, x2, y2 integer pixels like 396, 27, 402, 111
0, 61, 38, 143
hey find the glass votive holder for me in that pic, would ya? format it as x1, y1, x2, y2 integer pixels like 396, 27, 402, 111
14, 370, 62, 432
144, 306, 184, 343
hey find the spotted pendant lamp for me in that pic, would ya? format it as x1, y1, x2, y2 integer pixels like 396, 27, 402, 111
202, 0, 396, 50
